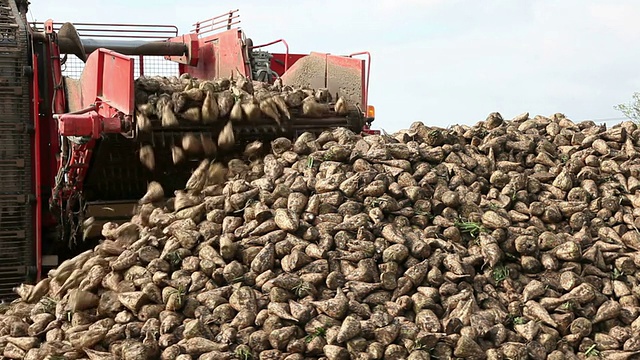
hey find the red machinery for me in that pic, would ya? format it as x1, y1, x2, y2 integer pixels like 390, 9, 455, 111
0, 1, 378, 299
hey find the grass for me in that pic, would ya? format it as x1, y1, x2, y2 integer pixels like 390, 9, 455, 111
454, 220, 488, 238
611, 268, 624, 280
487, 203, 501, 211
293, 281, 312, 298
235, 347, 253, 360
561, 301, 574, 310
584, 344, 600, 357
167, 251, 182, 268
170, 285, 186, 306
492, 264, 510, 283
504, 252, 520, 261
506, 314, 526, 326
304, 327, 326, 343
412, 340, 428, 351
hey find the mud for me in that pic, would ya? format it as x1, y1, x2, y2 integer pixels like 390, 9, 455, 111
282, 55, 364, 106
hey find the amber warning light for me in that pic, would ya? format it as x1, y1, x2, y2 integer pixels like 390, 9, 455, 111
367, 105, 375, 118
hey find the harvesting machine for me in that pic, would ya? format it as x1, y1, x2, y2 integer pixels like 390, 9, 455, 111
0, 0, 377, 299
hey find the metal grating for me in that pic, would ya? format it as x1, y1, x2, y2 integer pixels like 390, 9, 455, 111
0, 0, 34, 300
61, 53, 179, 80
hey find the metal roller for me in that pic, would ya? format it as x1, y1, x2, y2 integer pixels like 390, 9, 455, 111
33, 22, 188, 62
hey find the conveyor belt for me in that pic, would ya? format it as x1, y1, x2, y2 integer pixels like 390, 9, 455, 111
0, 0, 35, 300
81, 112, 365, 202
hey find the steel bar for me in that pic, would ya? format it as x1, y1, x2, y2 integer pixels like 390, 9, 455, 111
32, 32, 187, 56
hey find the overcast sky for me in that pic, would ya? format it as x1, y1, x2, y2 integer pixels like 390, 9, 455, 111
29, 0, 640, 132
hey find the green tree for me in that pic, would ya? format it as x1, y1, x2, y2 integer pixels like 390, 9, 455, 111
614, 92, 640, 121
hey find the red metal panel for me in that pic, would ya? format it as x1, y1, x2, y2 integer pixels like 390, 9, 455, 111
78, 49, 135, 116
213, 28, 249, 78
41, 44, 59, 230
31, 53, 42, 281
180, 40, 215, 78
80, 49, 135, 117
270, 53, 306, 77
348, 52, 371, 110
280, 52, 366, 108
324, 53, 366, 109
182, 29, 248, 80
166, 33, 199, 66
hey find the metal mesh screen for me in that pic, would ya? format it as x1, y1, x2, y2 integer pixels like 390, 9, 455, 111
141, 56, 180, 77
62, 54, 179, 79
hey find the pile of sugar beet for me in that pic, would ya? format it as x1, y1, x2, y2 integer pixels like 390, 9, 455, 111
3, 112, 640, 360
132, 73, 351, 171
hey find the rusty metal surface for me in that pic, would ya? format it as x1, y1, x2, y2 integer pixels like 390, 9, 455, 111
63, 77, 82, 112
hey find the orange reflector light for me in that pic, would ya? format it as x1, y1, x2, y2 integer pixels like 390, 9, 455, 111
367, 105, 375, 118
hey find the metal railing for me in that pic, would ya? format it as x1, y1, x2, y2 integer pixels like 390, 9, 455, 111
191, 9, 240, 36
30, 21, 178, 40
